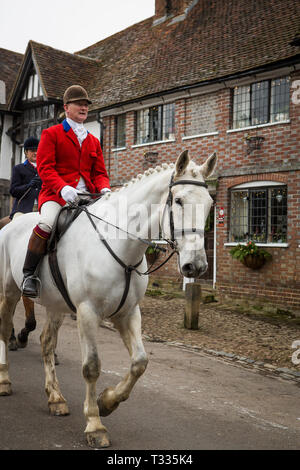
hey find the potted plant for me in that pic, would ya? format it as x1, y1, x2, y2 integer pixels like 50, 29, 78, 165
230, 241, 272, 269
145, 245, 160, 265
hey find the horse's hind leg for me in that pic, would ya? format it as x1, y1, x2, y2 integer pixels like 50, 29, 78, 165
77, 303, 110, 448
40, 309, 69, 416
97, 305, 148, 417
17, 297, 36, 348
0, 294, 20, 395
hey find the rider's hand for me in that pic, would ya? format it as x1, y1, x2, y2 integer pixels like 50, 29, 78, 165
60, 185, 80, 203
101, 188, 111, 195
30, 175, 42, 189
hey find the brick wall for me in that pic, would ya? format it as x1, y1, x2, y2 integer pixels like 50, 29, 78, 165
185, 92, 218, 136
101, 68, 300, 307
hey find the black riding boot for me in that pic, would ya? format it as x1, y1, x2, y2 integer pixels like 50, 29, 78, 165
21, 230, 47, 298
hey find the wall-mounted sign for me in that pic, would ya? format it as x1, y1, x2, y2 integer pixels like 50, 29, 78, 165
217, 206, 224, 227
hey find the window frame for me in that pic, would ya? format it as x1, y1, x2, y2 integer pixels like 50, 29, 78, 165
229, 183, 288, 245
23, 104, 56, 141
114, 113, 126, 149
232, 77, 290, 129
135, 103, 175, 145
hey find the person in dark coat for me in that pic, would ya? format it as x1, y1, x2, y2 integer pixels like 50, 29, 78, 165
10, 137, 42, 220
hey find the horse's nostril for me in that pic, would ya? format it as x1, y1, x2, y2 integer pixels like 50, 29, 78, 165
182, 263, 195, 276
183, 263, 193, 272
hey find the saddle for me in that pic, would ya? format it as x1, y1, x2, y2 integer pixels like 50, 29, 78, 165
47, 200, 93, 313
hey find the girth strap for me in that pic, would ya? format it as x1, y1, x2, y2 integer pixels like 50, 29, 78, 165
83, 209, 143, 318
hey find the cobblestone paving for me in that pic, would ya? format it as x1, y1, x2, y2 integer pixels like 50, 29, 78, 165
140, 296, 300, 383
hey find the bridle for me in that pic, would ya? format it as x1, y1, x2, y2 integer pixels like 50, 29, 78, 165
51, 172, 209, 318
162, 172, 208, 250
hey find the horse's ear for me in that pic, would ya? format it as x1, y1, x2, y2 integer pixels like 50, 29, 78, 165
175, 150, 190, 177
200, 152, 217, 178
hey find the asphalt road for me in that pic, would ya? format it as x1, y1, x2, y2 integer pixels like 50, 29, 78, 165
0, 302, 300, 451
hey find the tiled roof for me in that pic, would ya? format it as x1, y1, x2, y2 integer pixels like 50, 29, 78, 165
5, 0, 300, 112
30, 41, 101, 101
0, 48, 23, 109
77, 0, 300, 110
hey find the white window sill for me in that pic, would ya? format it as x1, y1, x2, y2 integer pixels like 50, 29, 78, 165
182, 131, 219, 140
224, 242, 289, 248
227, 120, 290, 134
132, 139, 176, 148
112, 147, 126, 152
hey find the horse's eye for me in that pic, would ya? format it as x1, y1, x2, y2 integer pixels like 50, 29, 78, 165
175, 197, 183, 206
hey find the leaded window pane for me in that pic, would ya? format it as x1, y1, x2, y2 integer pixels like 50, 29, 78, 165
251, 81, 269, 126
229, 186, 287, 243
233, 85, 250, 128
135, 103, 175, 144
163, 103, 175, 140
232, 77, 290, 128
270, 77, 290, 122
23, 104, 56, 143
114, 114, 126, 148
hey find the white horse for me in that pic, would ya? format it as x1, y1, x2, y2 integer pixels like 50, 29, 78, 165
0, 150, 217, 448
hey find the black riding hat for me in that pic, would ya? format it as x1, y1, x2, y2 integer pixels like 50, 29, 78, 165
24, 136, 39, 150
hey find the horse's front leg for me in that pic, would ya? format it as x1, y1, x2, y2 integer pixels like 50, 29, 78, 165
0, 294, 19, 395
40, 309, 69, 415
97, 305, 148, 417
17, 296, 36, 348
77, 303, 110, 448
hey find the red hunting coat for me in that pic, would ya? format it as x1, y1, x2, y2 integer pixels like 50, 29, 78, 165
36, 119, 110, 210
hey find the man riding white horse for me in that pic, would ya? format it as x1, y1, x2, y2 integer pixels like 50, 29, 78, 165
0, 147, 217, 447
21, 85, 111, 298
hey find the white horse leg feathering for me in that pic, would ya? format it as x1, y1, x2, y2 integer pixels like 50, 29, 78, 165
0, 150, 217, 447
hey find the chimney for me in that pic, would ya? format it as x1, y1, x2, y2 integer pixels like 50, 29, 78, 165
155, 0, 194, 19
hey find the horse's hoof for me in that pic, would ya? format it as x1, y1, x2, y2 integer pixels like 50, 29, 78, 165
8, 339, 18, 351
0, 382, 12, 396
97, 389, 119, 417
16, 335, 27, 349
48, 402, 70, 416
86, 430, 111, 448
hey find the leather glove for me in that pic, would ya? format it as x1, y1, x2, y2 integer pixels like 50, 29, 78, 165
30, 175, 42, 189
60, 185, 80, 203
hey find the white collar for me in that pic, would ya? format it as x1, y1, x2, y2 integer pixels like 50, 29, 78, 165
66, 117, 86, 131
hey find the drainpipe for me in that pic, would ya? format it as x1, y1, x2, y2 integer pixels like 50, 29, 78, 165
213, 202, 217, 290
97, 111, 110, 178
97, 111, 105, 149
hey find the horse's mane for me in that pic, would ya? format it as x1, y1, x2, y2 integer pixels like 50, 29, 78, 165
101, 160, 202, 201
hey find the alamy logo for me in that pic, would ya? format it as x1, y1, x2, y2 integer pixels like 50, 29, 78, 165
291, 80, 300, 105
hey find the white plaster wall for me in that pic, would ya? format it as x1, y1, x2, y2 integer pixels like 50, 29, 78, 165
0, 114, 13, 180
85, 120, 101, 141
